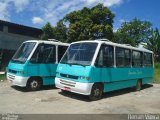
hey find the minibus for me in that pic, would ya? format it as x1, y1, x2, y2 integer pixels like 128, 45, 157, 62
7, 40, 69, 91
55, 39, 154, 100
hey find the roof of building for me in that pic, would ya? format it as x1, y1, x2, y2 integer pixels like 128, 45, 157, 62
0, 20, 42, 38
0, 20, 41, 31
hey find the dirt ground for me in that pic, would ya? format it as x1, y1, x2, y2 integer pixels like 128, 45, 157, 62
0, 80, 160, 114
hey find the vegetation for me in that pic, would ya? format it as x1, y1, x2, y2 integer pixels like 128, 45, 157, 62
64, 4, 114, 42
154, 63, 160, 83
0, 74, 6, 81
41, 3, 114, 43
147, 29, 160, 62
113, 18, 152, 46
41, 22, 55, 40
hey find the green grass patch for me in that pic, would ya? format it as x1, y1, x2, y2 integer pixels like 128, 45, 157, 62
154, 68, 160, 84
0, 74, 6, 81
155, 62, 160, 69
154, 62, 160, 83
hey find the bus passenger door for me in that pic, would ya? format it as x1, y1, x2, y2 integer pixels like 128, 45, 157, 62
28, 43, 57, 85
94, 44, 114, 83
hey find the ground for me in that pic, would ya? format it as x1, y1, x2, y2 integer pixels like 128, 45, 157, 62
0, 80, 160, 114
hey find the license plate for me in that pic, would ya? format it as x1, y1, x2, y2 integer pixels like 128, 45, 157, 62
64, 87, 71, 91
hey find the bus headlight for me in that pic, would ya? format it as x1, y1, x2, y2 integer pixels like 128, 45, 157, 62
79, 76, 90, 80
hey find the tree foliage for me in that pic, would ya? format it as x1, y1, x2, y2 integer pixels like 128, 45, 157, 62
64, 4, 115, 42
147, 28, 160, 61
41, 21, 67, 42
114, 18, 152, 46
53, 20, 67, 42
41, 22, 54, 40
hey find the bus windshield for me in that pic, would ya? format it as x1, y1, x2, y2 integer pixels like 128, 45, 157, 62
60, 42, 98, 66
11, 42, 36, 63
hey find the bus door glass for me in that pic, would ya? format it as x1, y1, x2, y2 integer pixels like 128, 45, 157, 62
28, 43, 56, 77
95, 44, 114, 83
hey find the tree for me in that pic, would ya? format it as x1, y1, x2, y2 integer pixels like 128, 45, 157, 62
113, 32, 135, 45
147, 28, 160, 61
53, 20, 68, 42
114, 18, 152, 46
41, 22, 55, 40
63, 4, 115, 42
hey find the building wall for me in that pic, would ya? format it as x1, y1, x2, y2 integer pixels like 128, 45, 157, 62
0, 26, 40, 71
0, 31, 38, 51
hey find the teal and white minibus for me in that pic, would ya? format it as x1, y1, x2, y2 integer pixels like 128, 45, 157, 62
55, 39, 154, 100
7, 40, 69, 91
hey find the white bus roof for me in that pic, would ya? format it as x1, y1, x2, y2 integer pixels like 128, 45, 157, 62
71, 39, 153, 54
24, 40, 69, 46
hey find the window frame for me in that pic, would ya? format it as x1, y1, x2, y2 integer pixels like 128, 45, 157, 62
116, 47, 131, 68
132, 50, 143, 68
143, 52, 153, 67
95, 44, 114, 68
30, 43, 56, 64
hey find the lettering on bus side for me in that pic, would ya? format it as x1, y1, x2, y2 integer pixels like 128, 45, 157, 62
128, 70, 143, 75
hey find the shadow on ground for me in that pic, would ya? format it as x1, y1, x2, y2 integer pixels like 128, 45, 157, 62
11, 85, 57, 92
59, 84, 153, 102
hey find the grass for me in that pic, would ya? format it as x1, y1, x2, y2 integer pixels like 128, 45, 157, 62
154, 63, 160, 84
0, 74, 6, 81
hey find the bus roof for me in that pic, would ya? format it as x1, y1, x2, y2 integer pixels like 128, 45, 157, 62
23, 40, 69, 46
71, 39, 153, 54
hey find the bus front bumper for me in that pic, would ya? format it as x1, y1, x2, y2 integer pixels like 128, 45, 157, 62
7, 73, 29, 87
55, 77, 93, 95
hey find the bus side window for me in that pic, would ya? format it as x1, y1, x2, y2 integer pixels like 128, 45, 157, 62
95, 44, 114, 67
116, 47, 125, 67
58, 46, 68, 62
44, 44, 56, 63
30, 44, 44, 63
132, 51, 143, 67
116, 47, 131, 67
30, 44, 56, 64
144, 52, 152, 67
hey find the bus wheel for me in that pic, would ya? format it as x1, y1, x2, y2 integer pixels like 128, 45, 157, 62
89, 84, 103, 101
27, 78, 41, 91
136, 80, 142, 91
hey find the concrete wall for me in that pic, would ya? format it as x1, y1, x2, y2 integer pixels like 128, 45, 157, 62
0, 31, 38, 50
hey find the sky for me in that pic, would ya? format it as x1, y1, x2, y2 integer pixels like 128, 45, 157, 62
0, 0, 159, 31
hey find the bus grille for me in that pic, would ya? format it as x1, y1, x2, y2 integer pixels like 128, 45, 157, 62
8, 74, 15, 80
60, 79, 76, 87
60, 73, 78, 79
8, 69, 17, 74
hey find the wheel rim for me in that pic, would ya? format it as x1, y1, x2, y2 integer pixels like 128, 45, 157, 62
30, 80, 38, 89
93, 88, 102, 98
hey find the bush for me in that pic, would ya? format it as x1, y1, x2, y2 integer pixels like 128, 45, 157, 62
154, 62, 160, 69
0, 74, 6, 81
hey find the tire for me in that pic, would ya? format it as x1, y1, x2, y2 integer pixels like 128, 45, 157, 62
89, 84, 103, 101
136, 80, 142, 91
26, 78, 42, 91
